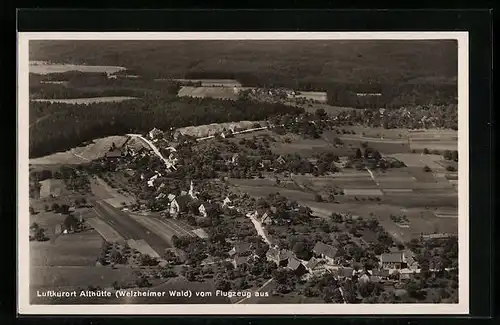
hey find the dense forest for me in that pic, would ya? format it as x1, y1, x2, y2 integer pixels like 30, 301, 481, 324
29, 72, 181, 100
30, 40, 458, 102
29, 97, 303, 158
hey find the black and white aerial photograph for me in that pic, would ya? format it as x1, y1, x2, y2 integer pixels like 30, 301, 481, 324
18, 32, 468, 315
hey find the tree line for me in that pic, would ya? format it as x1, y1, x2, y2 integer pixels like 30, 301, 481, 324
29, 96, 303, 158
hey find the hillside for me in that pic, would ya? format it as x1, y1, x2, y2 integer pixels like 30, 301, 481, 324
30, 40, 458, 89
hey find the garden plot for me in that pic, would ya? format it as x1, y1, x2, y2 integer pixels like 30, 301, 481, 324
39, 179, 66, 198
86, 217, 124, 243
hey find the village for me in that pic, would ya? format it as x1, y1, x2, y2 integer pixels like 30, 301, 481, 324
29, 108, 458, 304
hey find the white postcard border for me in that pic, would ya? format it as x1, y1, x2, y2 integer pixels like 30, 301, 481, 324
17, 31, 469, 315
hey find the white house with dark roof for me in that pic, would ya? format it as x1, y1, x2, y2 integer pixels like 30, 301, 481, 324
169, 195, 191, 217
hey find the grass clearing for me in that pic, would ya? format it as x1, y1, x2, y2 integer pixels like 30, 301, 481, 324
29, 62, 126, 75
31, 97, 137, 104
30, 266, 137, 288
30, 135, 129, 165
31, 230, 103, 267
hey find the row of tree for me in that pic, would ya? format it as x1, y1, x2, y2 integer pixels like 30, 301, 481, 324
29, 97, 303, 158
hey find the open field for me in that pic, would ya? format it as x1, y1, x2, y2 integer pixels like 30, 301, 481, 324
171, 79, 243, 87
391, 153, 446, 170
30, 230, 103, 267
292, 172, 379, 190
30, 266, 137, 289
301, 201, 457, 243
177, 86, 241, 100
29, 61, 126, 75
31, 97, 137, 104
176, 120, 259, 138
86, 217, 125, 243
30, 135, 129, 165
271, 138, 354, 157
294, 91, 328, 103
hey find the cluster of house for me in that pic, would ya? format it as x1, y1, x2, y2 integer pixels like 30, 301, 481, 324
157, 181, 228, 219
212, 238, 420, 283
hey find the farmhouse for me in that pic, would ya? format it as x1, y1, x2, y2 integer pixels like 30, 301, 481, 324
379, 251, 407, 269
312, 242, 339, 265
222, 197, 233, 208
276, 156, 286, 165
149, 128, 163, 140
198, 202, 218, 218
266, 248, 294, 267
261, 212, 273, 225
169, 195, 191, 217
286, 257, 307, 276
304, 257, 326, 274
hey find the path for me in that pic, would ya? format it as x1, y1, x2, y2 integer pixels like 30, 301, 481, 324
365, 167, 384, 195
247, 213, 272, 245
338, 287, 347, 304
127, 134, 172, 169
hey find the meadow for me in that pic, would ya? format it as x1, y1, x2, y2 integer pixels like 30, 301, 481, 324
31, 97, 137, 104
29, 135, 129, 165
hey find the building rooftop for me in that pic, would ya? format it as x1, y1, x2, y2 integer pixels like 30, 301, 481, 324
380, 251, 405, 263
313, 242, 338, 259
